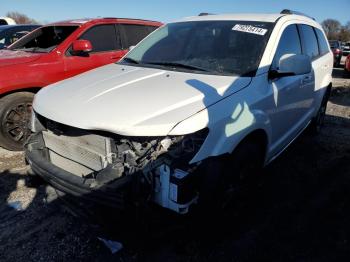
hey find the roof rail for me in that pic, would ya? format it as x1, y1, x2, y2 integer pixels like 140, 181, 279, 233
280, 9, 315, 20
198, 13, 214, 16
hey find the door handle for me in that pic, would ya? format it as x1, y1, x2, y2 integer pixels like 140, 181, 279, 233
301, 76, 313, 85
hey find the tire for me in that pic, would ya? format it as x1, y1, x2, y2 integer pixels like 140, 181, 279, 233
198, 139, 265, 210
0, 92, 34, 151
334, 57, 341, 68
309, 88, 330, 134
344, 66, 350, 78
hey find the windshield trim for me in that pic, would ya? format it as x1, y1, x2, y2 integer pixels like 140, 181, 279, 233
118, 61, 243, 77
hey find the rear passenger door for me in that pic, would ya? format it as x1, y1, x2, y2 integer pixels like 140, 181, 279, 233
119, 24, 157, 49
313, 27, 333, 103
64, 24, 125, 78
297, 25, 323, 115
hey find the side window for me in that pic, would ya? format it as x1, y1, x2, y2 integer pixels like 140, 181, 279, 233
273, 24, 301, 67
119, 24, 153, 48
79, 24, 120, 52
298, 24, 319, 59
315, 28, 330, 56
146, 26, 158, 34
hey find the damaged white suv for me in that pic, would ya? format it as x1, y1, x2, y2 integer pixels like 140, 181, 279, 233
26, 10, 333, 214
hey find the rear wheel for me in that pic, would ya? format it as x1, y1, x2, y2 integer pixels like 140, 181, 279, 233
0, 92, 34, 151
198, 139, 265, 210
309, 88, 330, 134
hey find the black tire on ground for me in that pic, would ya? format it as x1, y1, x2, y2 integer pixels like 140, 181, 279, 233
334, 56, 342, 68
198, 138, 265, 210
344, 67, 350, 78
309, 87, 331, 134
0, 92, 34, 151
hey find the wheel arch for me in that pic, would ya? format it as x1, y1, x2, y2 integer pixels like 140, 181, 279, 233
0, 87, 42, 99
239, 129, 268, 152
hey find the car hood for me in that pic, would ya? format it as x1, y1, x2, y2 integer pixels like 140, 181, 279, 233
0, 49, 43, 67
34, 64, 251, 136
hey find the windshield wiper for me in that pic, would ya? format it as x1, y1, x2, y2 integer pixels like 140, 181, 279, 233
145, 61, 210, 72
12, 48, 31, 51
122, 57, 140, 64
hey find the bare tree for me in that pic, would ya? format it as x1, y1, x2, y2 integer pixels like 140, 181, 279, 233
6, 11, 38, 24
322, 19, 341, 39
344, 21, 350, 33
338, 27, 350, 42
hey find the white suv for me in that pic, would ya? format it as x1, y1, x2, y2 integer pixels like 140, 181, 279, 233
26, 10, 333, 214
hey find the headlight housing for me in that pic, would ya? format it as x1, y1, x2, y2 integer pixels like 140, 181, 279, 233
113, 128, 209, 174
163, 128, 209, 164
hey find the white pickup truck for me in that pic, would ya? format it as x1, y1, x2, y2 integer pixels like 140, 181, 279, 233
0, 17, 16, 26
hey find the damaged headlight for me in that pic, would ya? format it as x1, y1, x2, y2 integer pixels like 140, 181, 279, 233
162, 128, 209, 165
113, 128, 209, 175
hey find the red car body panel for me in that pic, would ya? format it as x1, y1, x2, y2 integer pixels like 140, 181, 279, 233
0, 18, 162, 96
345, 55, 350, 72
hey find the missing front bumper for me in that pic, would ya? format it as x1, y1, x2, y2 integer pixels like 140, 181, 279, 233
25, 133, 132, 209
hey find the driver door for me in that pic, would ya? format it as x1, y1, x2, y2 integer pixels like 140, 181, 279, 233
267, 24, 314, 155
64, 24, 126, 79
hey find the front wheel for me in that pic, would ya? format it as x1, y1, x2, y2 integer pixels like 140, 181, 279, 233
198, 139, 265, 210
0, 92, 34, 151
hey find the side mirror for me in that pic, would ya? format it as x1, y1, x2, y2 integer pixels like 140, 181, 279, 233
269, 54, 312, 79
72, 39, 92, 55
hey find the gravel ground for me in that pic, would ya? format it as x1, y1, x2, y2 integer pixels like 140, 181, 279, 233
0, 66, 349, 262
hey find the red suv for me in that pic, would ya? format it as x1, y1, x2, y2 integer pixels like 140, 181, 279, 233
0, 18, 162, 150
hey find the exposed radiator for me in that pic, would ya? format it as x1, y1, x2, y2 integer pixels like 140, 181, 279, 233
42, 130, 113, 177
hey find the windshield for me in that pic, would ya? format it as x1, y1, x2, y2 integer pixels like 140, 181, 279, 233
120, 21, 273, 76
9, 25, 78, 53
0, 29, 29, 49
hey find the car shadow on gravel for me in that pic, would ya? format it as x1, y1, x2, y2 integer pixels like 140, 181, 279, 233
0, 170, 121, 262
330, 87, 350, 107
332, 66, 350, 80
1, 115, 350, 262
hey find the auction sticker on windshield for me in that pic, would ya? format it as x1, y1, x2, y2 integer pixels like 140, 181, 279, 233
232, 24, 268, 36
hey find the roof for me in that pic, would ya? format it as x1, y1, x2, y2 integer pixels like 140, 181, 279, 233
53, 18, 95, 25
50, 18, 162, 26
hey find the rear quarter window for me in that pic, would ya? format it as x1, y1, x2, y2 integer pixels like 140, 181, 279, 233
315, 28, 330, 55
